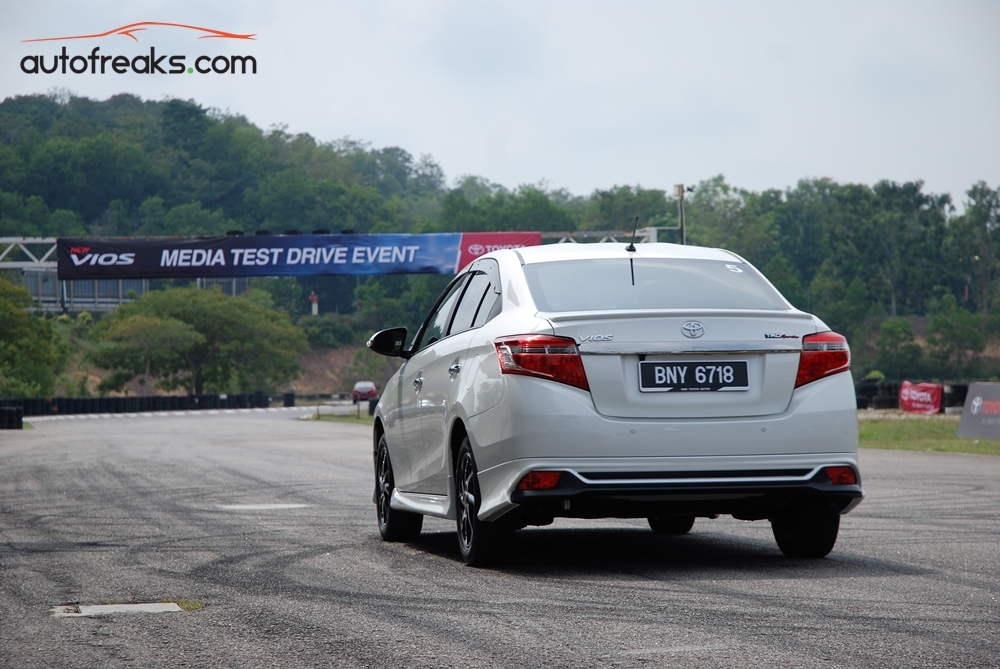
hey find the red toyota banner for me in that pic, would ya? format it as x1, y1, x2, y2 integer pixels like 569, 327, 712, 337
899, 381, 943, 414
457, 231, 542, 270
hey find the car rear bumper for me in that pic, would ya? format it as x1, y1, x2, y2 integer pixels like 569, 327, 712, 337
466, 371, 861, 520
475, 454, 863, 521
506, 468, 863, 525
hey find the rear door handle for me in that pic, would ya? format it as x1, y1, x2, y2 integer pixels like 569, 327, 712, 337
413, 377, 424, 391
448, 363, 462, 376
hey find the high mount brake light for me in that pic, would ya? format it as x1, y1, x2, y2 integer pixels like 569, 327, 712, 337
795, 331, 851, 388
494, 335, 590, 391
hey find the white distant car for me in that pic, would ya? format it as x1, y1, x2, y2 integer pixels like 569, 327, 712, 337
367, 243, 863, 566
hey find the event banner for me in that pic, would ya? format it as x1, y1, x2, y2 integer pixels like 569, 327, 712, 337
957, 382, 1000, 439
898, 380, 942, 415
57, 232, 541, 280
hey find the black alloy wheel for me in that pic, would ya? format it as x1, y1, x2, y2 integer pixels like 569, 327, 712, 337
375, 435, 423, 542
771, 507, 840, 558
647, 515, 696, 535
455, 437, 512, 566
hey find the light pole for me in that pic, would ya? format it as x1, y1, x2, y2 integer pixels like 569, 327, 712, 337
675, 184, 687, 245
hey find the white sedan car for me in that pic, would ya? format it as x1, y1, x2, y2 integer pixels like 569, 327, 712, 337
367, 242, 863, 566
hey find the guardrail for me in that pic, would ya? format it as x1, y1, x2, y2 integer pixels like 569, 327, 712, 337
0, 391, 271, 425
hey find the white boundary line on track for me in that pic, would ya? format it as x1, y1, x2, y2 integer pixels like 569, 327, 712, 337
25, 406, 314, 423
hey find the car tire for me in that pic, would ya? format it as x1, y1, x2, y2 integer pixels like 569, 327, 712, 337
647, 515, 695, 535
771, 508, 840, 558
375, 435, 423, 542
455, 437, 512, 567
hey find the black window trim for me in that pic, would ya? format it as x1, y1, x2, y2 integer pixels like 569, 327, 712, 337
408, 258, 503, 354
410, 273, 471, 353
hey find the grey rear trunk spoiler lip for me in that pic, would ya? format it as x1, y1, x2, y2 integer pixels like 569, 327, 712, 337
578, 342, 801, 355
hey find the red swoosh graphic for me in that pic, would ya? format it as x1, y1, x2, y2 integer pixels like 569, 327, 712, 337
23, 21, 255, 43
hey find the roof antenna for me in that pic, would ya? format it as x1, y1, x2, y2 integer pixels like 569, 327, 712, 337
625, 216, 639, 252
625, 216, 639, 286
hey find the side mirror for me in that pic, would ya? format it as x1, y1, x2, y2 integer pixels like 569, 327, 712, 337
367, 327, 409, 358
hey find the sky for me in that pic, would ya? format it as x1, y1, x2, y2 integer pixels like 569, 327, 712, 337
2, 0, 998, 206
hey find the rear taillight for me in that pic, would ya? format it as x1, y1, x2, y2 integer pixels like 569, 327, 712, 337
824, 466, 857, 485
517, 471, 562, 490
494, 334, 590, 391
795, 331, 851, 388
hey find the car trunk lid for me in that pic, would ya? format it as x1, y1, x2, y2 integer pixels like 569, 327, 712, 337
547, 310, 814, 419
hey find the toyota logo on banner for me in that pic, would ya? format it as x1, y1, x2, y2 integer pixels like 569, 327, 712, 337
467, 244, 486, 257
972, 396, 983, 414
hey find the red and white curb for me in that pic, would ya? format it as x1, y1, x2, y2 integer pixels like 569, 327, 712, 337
26, 406, 314, 423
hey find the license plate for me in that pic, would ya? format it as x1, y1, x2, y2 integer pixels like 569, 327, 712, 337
639, 360, 749, 392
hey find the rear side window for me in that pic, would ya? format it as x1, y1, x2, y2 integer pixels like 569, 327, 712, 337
522, 258, 789, 312
449, 272, 493, 336
412, 275, 469, 351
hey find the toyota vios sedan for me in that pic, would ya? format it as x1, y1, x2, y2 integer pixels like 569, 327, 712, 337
367, 242, 863, 566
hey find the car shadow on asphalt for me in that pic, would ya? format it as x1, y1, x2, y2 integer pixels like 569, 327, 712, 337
408, 528, 931, 579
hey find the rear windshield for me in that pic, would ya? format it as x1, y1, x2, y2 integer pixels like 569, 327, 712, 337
522, 258, 789, 312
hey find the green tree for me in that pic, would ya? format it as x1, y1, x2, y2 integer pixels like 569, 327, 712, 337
25, 133, 160, 222
98, 287, 307, 394
865, 181, 950, 317
809, 263, 873, 350
875, 318, 924, 380
944, 182, 1000, 319
298, 312, 356, 348
761, 252, 807, 308
89, 314, 204, 395
248, 277, 303, 315
0, 276, 60, 396
584, 184, 670, 230
439, 185, 575, 233
925, 293, 985, 378
161, 99, 211, 154
686, 176, 777, 267
0, 189, 86, 236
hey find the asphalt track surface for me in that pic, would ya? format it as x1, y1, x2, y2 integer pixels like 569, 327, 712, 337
1, 411, 997, 668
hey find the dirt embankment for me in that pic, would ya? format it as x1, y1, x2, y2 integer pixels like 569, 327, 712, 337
291, 345, 360, 395
293, 344, 402, 396
63, 343, 401, 398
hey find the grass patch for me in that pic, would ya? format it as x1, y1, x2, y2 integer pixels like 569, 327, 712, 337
859, 416, 1000, 455
98, 598, 206, 611
315, 414, 373, 425
171, 599, 206, 611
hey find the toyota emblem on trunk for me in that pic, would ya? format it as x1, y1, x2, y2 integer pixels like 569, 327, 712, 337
681, 321, 705, 338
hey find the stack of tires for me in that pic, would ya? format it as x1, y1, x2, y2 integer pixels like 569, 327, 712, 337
854, 379, 900, 409
0, 390, 273, 419
872, 380, 901, 409
0, 406, 23, 429
944, 384, 968, 411
854, 378, 879, 409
